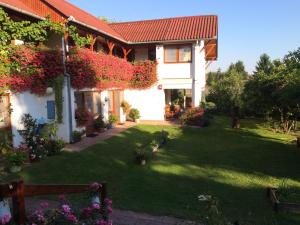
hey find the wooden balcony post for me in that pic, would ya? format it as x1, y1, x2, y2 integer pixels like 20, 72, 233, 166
121, 47, 132, 61
90, 36, 97, 51
107, 41, 115, 55
12, 181, 26, 225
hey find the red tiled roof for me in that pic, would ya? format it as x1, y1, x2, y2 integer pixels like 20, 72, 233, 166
109, 15, 218, 43
42, 0, 125, 41
0, 0, 41, 17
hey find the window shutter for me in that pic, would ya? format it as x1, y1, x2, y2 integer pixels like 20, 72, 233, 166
47, 101, 56, 120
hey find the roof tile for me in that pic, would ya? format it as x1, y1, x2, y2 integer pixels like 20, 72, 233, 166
109, 15, 218, 43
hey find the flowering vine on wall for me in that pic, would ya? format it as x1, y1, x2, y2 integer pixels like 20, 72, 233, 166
0, 45, 64, 95
66, 47, 157, 90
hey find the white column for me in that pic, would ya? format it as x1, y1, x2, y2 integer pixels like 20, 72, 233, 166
192, 40, 206, 107
156, 45, 164, 80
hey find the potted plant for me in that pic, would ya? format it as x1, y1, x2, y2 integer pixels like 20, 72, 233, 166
129, 108, 141, 123
75, 109, 90, 127
121, 101, 131, 123
72, 130, 83, 143
107, 114, 118, 129
134, 149, 147, 166
8, 151, 26, 173
94, 116, 106, 133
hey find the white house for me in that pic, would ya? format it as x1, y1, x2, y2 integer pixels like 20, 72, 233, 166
0, 0, 218, 147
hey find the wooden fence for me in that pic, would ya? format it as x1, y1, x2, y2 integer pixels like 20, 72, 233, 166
0, 180, 107, 224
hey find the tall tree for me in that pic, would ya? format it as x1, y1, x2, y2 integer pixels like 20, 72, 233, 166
254, 53, 273, 75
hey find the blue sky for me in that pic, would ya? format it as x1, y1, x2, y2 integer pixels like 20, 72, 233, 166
69, 0, 300, 73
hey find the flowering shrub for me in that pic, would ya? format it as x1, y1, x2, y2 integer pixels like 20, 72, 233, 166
0, 184, 113, 225
67, 48, 134, 90
131, 60, 157, 89
75, 109, 92, 127
0, 45, 64, 95
180, 107, 211, 127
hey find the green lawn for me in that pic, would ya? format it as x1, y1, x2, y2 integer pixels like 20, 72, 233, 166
7, 117, 300, 224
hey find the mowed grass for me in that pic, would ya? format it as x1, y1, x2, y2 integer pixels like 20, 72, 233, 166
6, 117, 300, 224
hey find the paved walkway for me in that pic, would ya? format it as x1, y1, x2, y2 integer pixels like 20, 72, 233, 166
64, 122, 136, 152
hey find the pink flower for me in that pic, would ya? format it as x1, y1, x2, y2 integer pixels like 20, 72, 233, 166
104, 198, 112, 206
62, 204, 71, 214
92, 203, 100, 210
0, 215, 11, 225
66, 214, 77, 223
107, 207, 113, 214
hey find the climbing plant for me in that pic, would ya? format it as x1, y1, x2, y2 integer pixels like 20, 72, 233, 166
0, 7, 64, 48
53, 76, 64, 123
67, 25, 92, 48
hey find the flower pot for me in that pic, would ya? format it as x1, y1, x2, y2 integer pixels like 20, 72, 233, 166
0, 199, 11, 220
9, 166, 22, 173
91, 196, 100, 205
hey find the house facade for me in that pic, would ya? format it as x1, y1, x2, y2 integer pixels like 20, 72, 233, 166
0, 0, 218, 147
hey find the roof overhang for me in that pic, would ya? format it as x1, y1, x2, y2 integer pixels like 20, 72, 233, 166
0, 2, 44, 20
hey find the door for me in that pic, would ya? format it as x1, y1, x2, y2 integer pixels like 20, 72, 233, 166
108, 90, 124, 121
0, 94, 11, 142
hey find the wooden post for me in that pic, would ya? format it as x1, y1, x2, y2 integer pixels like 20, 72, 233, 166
121, 47, 132, 61
12, 181, 26, 225
90, 36, 97, 51
107, 41, 115, 55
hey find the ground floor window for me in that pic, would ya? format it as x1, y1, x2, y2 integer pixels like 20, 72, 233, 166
74, 91, 102, 127
164, 89, 192, 119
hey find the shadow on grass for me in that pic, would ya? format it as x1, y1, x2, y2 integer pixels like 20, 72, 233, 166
5, 117, 300, 225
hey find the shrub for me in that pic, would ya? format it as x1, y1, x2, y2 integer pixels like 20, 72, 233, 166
8, 151, 27, 167
75, 109, 91, 126
72, 131, 82, 143
108, 114, 118, 125
44, 139, 65, 156
94, 116, 106, 131
180, 107, 210, 127
134, 149, 147, 165
121, 101, 131, 115
18, 114, 47, 162
129, 108, 140, 121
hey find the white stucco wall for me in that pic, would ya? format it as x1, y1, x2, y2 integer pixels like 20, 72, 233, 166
10, 78, 72, 147
124, 87, 165, 121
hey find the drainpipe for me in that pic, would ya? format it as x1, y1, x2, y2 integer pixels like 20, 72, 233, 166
61, 36, 73, 143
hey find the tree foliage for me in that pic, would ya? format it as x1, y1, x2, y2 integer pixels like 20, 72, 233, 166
207, 61, 247, 114
244, 49, 300, 133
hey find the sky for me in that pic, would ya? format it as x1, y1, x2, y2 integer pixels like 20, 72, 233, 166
69, 0, 300, 73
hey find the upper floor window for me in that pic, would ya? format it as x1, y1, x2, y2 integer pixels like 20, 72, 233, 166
164, 45, 192, 63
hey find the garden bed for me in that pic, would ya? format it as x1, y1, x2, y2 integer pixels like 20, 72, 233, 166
268, 188, 300, 214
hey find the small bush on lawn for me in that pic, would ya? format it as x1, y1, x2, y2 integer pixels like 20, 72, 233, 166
180, 107, 211, 127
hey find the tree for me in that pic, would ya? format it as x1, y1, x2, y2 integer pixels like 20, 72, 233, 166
207, 63, 246, 116
254, 53, 274, 75
227, 61, 248, 78
244, 48, 300, 133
